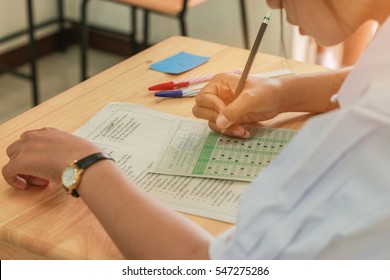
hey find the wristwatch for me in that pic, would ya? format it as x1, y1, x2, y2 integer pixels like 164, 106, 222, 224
61, 152, 114, 198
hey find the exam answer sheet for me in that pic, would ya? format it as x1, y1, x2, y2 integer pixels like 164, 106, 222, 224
75, 102, 248, 223
152, 124, 296, 181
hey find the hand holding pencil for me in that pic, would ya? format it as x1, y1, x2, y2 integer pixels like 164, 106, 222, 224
193, 11, 276, 138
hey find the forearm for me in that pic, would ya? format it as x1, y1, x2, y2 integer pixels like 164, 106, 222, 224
278, 67, 351, 114
77, 160, 212, 259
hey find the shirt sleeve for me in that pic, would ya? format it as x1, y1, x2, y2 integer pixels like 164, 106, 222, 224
209, 83, 390, 259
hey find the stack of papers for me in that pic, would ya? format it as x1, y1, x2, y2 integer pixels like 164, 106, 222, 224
75, 102, 296, 223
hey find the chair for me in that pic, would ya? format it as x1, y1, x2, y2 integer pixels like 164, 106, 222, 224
0, 0, 66, 106
80, 0, 249, 81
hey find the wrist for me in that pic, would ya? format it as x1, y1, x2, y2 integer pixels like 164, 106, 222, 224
61, 152, 114, 197
263, 77, 287, 115
276, 74, 327, 114
277, 70, 348, 114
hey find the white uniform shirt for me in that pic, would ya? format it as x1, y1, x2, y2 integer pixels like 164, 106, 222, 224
209, 17, 390, 259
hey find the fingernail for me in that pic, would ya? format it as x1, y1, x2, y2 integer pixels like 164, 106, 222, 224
216, 114, 232, 129
232, 127, 250, 139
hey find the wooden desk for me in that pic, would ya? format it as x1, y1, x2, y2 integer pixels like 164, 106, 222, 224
0, 36, 326, 259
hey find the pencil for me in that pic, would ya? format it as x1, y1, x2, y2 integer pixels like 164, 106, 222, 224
234, 11, 272, 98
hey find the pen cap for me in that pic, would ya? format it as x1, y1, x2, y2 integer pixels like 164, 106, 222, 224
148, 81, 190, 91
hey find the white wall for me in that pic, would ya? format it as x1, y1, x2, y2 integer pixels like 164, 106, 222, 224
0, 0, 60, 52
0, 0, 292, 57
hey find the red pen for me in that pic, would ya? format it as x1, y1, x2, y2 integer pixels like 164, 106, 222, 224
148, 69, 242, 91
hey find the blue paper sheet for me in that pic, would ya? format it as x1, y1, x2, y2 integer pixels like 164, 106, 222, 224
149, 52, 209, 74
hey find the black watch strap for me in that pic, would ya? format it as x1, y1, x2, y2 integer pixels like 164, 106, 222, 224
70, 152, 114, 197
76, 152, 114, 169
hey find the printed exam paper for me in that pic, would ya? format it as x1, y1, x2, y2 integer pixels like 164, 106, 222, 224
75, 102, 249, 223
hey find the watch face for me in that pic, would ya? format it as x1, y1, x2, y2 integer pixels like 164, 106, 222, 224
62, 166, 77, 188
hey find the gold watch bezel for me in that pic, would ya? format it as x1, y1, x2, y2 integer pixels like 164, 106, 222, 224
61, 162, 84, 195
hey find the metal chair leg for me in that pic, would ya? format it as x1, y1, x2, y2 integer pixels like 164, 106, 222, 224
142, 9, 188, 50
130, 6, 138, 55
239, 0, 249, 49
26, 0, 39, 106
179, 0, 188, 36
57, 0, 66, 52
179, 17, 187, 36
80, 0, 90, 81
142, 9, 149, 49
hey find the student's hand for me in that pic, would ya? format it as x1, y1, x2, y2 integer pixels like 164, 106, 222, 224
2, 128, 102, 190
192, 73, 284, 138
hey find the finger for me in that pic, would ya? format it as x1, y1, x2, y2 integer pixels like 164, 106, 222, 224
192, 105, 220, 122
2, 164, 28, 189
20, 128, 53, 141
19, 175, 50, 187
6, 177, 28, 190
6, 139, 22, 158
208, 121, 250, 139
2, 164, 50, 190
202, 73, 239, 99
4, 175, 49, 190
20, 129, 38, 139
195, 91, 227, 114
7, 129, 41, 157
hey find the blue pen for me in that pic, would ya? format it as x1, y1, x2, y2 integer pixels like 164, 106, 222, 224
154, 88, 201, 98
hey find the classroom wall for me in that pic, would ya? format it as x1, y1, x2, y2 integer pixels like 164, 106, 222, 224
0, 0, 59, 52
0, 0, 292, 57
